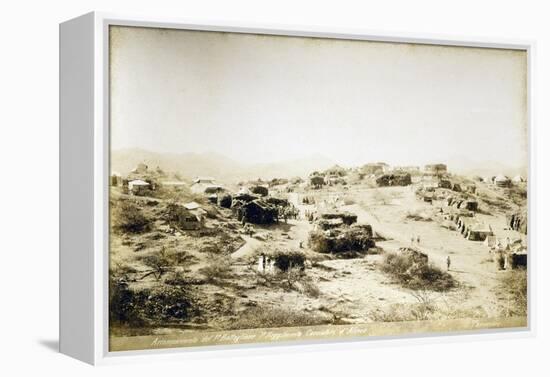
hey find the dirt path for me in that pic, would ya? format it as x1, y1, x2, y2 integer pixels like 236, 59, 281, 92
231, 235, 262, 259
233, 185, 513, 321
337, 186, 506, 316
231, 218, 313, 260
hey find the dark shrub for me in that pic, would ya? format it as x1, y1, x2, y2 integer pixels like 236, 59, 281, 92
112, 201, 152, 234
251, 186, 268, 196
380, 251, 456, 292
109, 281, 194, 326
310, 175, 325, 188
138, 285, 193, 322
109, 278, 144, 326
271, 250, 306, 271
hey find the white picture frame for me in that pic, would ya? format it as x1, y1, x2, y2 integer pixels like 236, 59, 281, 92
60, 11, 536, 365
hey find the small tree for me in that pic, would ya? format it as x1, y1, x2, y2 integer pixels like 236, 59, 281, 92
139, 247, 193, 281
112, 201, 152, 234
199, 254, 233, 283
310, 176, 325, 189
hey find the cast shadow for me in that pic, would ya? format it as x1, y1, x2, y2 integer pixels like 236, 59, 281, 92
38, 339, 59, 353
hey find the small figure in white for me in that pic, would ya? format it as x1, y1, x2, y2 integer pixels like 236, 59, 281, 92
257, 255, 263, 272
257, 254, 267, 273
267, 258, 276, 274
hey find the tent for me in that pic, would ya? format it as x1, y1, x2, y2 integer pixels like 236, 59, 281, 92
128, 179, 150, 196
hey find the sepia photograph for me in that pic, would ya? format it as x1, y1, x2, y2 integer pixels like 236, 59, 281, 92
107, 25, 528, 351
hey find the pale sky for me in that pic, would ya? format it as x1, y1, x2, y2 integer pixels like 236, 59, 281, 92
110, 26, 527, 171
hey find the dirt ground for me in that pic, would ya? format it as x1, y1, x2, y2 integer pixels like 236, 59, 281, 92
110, 180, 527, 335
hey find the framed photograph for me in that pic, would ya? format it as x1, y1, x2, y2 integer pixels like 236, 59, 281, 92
60, 12, 534, 365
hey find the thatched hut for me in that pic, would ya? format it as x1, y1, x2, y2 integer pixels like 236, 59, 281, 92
438, 179, 452, 189
466, 224, 493, 241
316, 218, 344, 230
128, 179, 150, 196
376, 172, 412, 187
165, 203, 202, 230
238, 199, 278, 224
319, 211, 358, 226
308, 224, 375, 254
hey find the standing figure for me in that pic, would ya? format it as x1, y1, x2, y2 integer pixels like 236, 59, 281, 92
267, 258, 276, 274
258, 254, 266, 273
446, 255, 451, 271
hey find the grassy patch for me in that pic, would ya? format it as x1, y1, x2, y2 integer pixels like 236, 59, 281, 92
497, 269, 527, 317
199, 254, 233, 283
112, 200, 153, 234
227, 306, 330, 330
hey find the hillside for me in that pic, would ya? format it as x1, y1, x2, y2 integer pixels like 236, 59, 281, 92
111, 148, 334, 182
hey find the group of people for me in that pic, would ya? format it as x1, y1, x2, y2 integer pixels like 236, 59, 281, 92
411, 234, 452, 270
279, 206, 299, 222
302, 196, 316, 205
304, 209, 316, 223
257, 254, 276, 274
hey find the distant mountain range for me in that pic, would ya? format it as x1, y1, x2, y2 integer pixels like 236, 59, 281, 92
444, 155, 528, 179
111, 148, 335, 183
111, 148, 528, 183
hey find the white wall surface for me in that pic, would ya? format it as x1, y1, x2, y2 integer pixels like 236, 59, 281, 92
0, 0, 548, 375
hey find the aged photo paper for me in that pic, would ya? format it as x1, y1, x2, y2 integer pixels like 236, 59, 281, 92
108, 26, 528, 351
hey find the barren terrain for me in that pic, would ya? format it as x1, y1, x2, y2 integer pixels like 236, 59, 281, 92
109, 173, 527, 338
